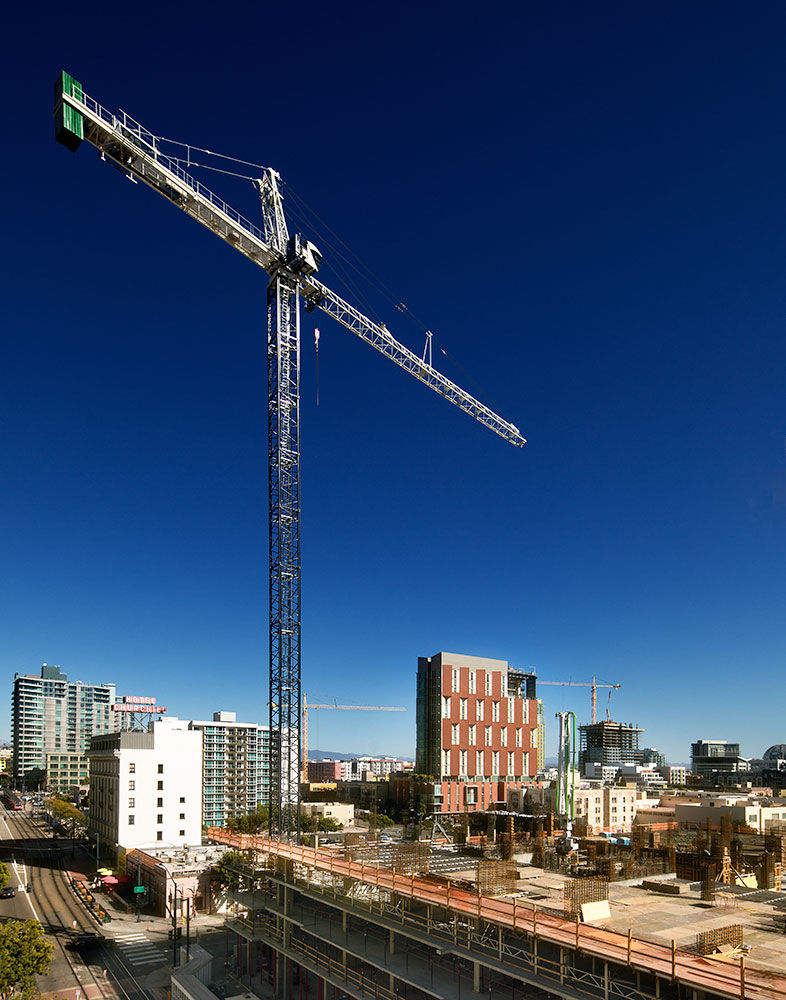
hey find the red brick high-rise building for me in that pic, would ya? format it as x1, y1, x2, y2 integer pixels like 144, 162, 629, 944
415, 652, 538, 813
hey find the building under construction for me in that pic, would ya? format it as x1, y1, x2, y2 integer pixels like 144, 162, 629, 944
188, 828, 786, 1000
579, 720, 644, 769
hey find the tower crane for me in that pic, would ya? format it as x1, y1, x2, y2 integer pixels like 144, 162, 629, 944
54, 72, 526, 842
301, 696, 406, 782
538, 675, 621, 724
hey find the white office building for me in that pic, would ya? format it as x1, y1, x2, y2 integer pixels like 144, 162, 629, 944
87, 717, 202, 859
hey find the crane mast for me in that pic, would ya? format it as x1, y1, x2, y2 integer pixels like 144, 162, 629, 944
55, 72, 526, 841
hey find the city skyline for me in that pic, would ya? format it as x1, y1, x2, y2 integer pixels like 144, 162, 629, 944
4, 6, 786, 763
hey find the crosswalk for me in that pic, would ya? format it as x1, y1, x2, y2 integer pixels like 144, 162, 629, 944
114, 932, 165, 967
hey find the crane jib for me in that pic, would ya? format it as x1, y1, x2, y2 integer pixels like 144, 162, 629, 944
55, 71, 526, 841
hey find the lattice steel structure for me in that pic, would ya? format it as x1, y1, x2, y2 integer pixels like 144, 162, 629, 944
54, 72, 526, 841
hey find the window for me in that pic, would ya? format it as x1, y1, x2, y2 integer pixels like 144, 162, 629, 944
468, 724, 476, 746
156, 831, 163, 841
485, 672, 492, 696
442, 750, 450, 775
157, 798, 163, 807
492, 701, 500, 722
515, 728, 522, 747
508, 752, 515, 774
179, 830, 185, 837
468, 671, 476, 694
500, 674, 507, 697
485, 726, 492, 746
179, 813, 185, 820
492, 751, 499, 775
128, 798, 135, 808
459, 698, 467, 720
500, 727, 507, 747
442, 696, 451, 719
158, 764, 164, 774
157, 815, 163, 824
451, 668, 459, 693
157, 781, 163, 790
451, 723, 459, 745
129, 763, 136, 774
476, 750, 484, 776
128, 815, 135, 825
531, 729, 538, 748
128, 780, 135, 791
459, 750, 467, 776
508, 696, 516, 722
476, 700, 484, 722
179, 796, 185, 803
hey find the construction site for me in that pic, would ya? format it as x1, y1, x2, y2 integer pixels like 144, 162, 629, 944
195, 825, 786, 1000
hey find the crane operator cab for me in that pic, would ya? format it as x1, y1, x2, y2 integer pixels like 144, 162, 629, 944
286, 233, 322, 276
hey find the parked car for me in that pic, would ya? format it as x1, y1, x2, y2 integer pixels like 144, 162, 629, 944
0, 886, 16, 899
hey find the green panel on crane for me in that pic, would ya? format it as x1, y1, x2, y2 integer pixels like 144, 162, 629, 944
54, 70, 84, 152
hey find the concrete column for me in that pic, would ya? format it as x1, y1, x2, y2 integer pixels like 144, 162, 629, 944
274, 950, 284, 999
604, 960, 609, 1000
559, 946, 564, 984
473, 961, 480, 993
342, 910, 347, 933
389, 929, 395, 955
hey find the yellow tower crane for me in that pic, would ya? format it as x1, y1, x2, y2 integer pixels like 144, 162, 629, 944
538, 676, 621, 724
301, 695, 406, 782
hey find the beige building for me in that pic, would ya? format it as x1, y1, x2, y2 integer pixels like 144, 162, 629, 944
521, 784, 638, 834
674, 796, 786, 833
46, 751, 89, 792
300, 802, 354, 827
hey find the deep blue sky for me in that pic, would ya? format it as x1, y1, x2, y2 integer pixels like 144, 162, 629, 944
3, 4, 785, 763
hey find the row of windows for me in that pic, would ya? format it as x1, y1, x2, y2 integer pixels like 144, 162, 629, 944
443, 748, 528, 776
450, 723, 527, 748
443, 696, 528, 725
451, 669, 508, 697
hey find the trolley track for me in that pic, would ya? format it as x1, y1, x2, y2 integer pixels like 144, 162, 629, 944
1, 805, 160, 1000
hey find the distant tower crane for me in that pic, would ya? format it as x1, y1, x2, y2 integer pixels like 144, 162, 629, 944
54, 72, 526, 842
538, 676, 621, 724
301, 696, 406, 782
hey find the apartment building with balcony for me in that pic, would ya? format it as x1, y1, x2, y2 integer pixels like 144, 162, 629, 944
12, 664, 115, 787
188, 711, 270, 827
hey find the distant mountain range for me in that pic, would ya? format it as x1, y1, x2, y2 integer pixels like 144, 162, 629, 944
310, 749, 414, 763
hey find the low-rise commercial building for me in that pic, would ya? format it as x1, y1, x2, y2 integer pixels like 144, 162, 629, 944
300, 802, 354, 827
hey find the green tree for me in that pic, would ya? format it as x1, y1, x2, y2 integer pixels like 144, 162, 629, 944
51, 798, 87, 832
0, 865, 8, 891
0, 919, 53, 999
227, 804, 269, 835
317, 817, 343, 832
212, 850, 253, 892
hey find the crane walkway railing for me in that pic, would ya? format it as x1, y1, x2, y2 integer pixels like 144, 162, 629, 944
208, 828, 786, 1000
61, 87, 275, 261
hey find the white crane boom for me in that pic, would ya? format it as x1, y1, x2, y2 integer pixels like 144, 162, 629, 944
56, 73, 524, 840
58, 84, 526, 449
